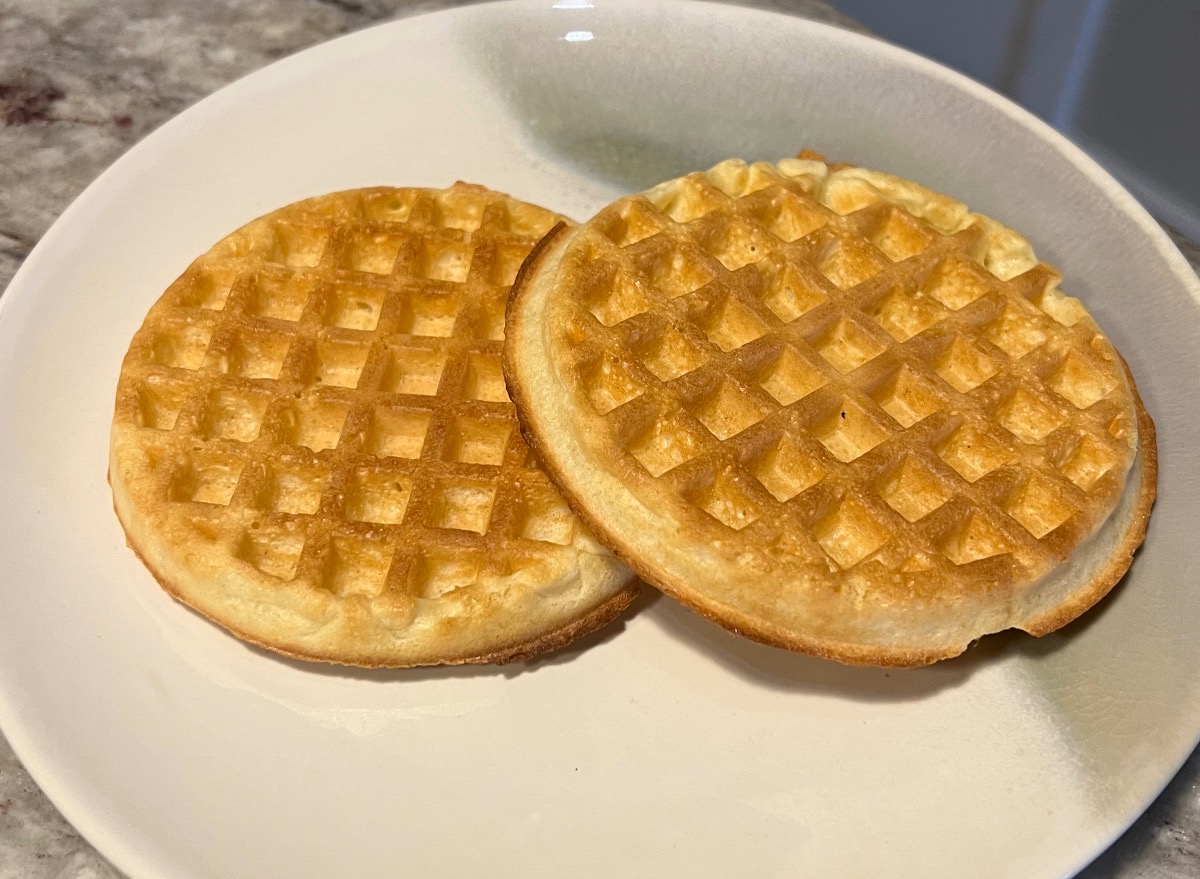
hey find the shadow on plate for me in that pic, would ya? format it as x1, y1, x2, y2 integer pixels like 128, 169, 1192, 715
241, 586, 661, 683
156, 550, 1131, 701
638, 584, 1114, 703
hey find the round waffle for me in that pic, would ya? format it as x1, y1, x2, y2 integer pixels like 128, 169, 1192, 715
505, 158, 1156, 667
110, 184, 637, 667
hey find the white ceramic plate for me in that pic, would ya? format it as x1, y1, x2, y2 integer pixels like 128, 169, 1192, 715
1, 2, 1198, 877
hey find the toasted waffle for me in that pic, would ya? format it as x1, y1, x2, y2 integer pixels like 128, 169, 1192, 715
505, 158, 1156, 667
110, 184, 637, 667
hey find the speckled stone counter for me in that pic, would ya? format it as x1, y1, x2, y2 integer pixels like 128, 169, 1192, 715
0, 2, 1196, 877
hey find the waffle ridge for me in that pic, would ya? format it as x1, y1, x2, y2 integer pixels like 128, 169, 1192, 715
111, 184, 637, 667
506, 158, 1156, 666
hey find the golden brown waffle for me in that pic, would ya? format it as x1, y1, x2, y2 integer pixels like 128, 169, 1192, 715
110, 184, 637, 667
505, 158, 1156, 667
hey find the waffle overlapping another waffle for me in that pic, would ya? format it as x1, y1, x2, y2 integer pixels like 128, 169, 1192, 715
505, 158, 1156, 666
110, 185, 637, 667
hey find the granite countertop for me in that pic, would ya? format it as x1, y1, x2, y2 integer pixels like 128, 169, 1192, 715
0, 1, 1197, 877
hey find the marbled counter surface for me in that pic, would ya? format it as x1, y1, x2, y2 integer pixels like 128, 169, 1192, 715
0, 1, 1197, 877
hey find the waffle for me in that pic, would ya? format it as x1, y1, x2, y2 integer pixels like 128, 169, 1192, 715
505, 158, 1156, 667
110, 184, 637, 667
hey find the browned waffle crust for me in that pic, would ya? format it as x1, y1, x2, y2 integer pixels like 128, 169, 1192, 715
110, 185, 637, 667
505, 158, 1156, 667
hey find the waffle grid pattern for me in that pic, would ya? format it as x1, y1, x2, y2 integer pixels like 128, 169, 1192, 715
557, 162, 1136, 585
115, 187, 585, 623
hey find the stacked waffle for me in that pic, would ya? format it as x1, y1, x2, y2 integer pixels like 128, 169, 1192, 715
111, 159, 1156, 668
